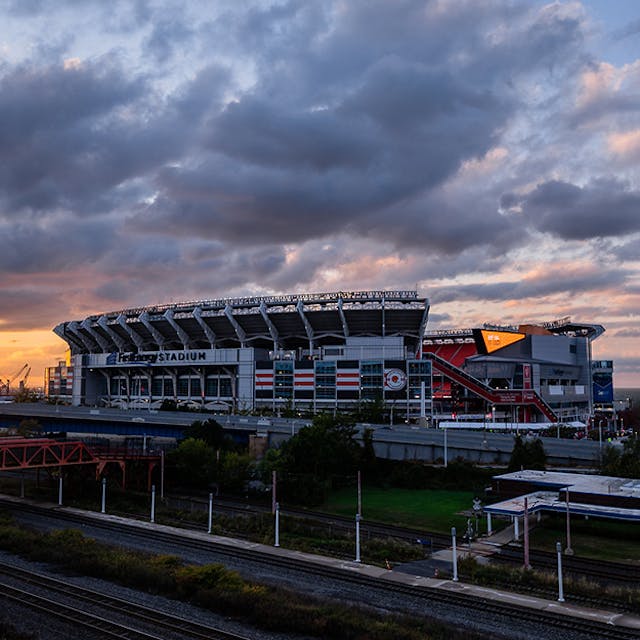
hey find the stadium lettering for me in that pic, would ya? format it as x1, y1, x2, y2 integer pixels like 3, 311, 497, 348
118, 351, 207, 364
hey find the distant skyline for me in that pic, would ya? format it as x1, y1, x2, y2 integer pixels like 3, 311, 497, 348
0, 0, 639, 387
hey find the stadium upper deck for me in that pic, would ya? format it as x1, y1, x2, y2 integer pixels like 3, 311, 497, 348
54, 290, 429, 355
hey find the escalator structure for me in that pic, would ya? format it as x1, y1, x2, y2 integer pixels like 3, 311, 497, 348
424, 353, 558, 422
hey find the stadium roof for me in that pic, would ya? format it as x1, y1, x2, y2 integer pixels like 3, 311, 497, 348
54, 290, 430, 355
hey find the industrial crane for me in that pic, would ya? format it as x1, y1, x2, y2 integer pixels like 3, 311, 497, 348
0, 364, 29, 395
18, 366, 31, 392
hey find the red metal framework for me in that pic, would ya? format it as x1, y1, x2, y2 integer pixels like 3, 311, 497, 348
0, 438, 160, 490
0, 438, 97, 470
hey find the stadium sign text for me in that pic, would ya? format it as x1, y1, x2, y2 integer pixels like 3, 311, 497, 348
114, 351, 208, 364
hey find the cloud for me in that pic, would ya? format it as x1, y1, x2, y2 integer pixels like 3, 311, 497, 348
428, 262, 631, 305
508, 178, 640, 240
608, 128, 640, 162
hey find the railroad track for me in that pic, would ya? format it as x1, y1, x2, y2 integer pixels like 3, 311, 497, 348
165, 494, 640, 586
493, 546, 639, 586
166, 494, 453, 547
0, 561, 250, 640
1, 499, 638, 640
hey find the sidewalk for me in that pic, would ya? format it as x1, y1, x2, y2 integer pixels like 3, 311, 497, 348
429, 523, 516, 567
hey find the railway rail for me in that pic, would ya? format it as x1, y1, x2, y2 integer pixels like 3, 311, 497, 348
1, 497, 638, 640
0, 561, 250, 640
493, 546, 639, 586
167, 494, 639, 587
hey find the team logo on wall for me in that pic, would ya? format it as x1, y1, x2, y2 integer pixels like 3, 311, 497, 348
384, 368, 407, 390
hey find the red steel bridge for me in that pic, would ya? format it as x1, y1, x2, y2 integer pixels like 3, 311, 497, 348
0, 437, 160, 489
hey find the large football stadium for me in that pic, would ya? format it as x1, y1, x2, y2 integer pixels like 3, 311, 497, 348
49, 290, 607, 424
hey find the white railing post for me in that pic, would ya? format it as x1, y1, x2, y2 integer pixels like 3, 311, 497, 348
274, 502, 280, 547
101, 477, 106, 514
150, 484, 156, 523
208, 492, 213, 534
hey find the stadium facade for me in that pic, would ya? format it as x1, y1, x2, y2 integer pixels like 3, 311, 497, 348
51, 290, 605, 424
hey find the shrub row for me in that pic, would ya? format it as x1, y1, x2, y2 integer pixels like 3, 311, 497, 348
0, 513, 487, 640
458, 556, 640, 612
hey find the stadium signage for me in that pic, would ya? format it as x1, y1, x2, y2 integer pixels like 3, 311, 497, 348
384, 368, 407, 391
115, 351, 208, 364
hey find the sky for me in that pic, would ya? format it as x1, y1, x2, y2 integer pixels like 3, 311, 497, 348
0, 0, 639, 388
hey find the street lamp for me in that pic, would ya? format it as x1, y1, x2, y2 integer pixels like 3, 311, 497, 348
556, 541, 565, 602
451, 527, 458, 582
598, 419, 603, 452
564, 487, 573, 555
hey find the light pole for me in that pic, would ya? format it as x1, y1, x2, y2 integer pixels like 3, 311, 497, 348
599, 419, 603, 452
451, 526, 458, 582
556, 541, 565, 602
565, 488, 573, 555
355, 513, 361, 563
523, 497, 531, 569
150, 484, 156, 523
443, 425, 448, 468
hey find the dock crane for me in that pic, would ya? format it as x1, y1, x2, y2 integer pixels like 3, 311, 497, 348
18, 366, 31, 392
0, 364, 29, 395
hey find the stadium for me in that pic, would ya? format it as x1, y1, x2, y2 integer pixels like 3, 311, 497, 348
49, 290, 606, 424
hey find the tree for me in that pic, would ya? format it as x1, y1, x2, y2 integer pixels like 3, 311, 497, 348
508, 435, 527, 471
273, 413, 362, 504
13, 388, 38, 403
168, 438, 215, 489
184, 419, 229, 450
216, 451, 253, 494
508, 435, 546, 471
17, 419, 41, 438
601, 435, 640, 478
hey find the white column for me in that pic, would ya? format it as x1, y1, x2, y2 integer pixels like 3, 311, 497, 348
208, 492, 213, 534
486, 512, 492, 535
101, 478, 106, 514
150, 484, 156, 523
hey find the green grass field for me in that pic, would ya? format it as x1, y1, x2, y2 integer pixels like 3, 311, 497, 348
528, 514, 640, 563
324, 488, 640, 564
325, 487, 477, 534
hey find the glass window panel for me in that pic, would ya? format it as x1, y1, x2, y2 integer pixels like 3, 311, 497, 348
219, 378, 232, 397
177, 377, 189, 396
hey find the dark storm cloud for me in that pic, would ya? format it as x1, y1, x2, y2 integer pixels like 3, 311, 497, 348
208, 98, 376, 171
0, 57, 212, 216
0, 60, 139, 144
0, 60, 143, 213
514, 178, 640, 240
0, 220, 114, 273
131, 0, 592, 259
429, 266, 631, 304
